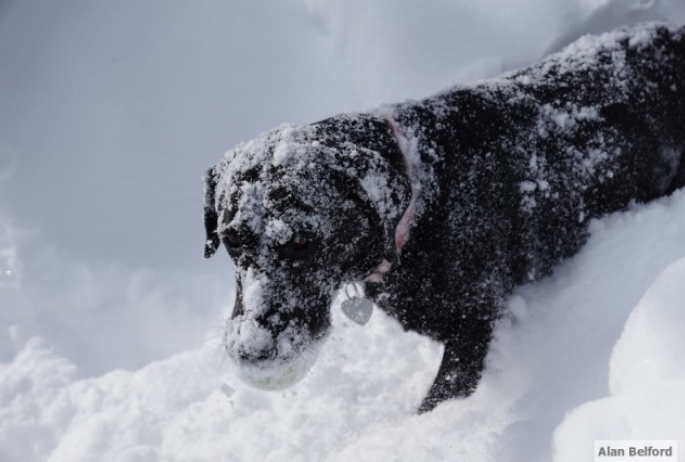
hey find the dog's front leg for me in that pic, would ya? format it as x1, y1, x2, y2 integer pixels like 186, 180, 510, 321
418, 319, 494, 413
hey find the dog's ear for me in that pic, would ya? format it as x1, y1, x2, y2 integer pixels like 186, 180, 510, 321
203, 167, 220, 258
314, 115, 412, 265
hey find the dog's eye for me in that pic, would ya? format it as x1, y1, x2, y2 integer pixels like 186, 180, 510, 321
222, 232, 241, 249
291, 235, 310, 250
283, 233, 315, 260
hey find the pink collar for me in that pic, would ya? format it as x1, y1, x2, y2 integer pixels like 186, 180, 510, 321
364, 117, 421, 283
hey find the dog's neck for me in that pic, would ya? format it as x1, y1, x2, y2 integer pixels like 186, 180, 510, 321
364, 115, 422, 283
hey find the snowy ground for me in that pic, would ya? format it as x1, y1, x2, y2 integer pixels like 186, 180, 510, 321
1, 1, 685, 461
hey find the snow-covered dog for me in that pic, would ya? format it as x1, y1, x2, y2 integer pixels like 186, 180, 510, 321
204, 23, 685, 412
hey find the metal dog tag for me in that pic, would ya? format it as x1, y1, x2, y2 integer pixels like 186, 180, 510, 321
341, 297, 374, 325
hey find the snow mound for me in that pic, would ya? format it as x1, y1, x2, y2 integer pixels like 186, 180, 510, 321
553, 257, 685, 461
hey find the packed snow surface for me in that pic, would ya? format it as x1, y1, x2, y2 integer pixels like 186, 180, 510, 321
1, 0, 685, 461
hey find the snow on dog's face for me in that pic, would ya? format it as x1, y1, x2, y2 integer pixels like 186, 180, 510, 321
204, 115, 410, 390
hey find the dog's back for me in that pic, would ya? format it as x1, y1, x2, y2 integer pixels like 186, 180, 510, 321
383, 23, 685, 315
504, 23, 685, 283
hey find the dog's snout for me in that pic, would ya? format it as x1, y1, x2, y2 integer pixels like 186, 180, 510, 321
236, 342, 275, 362
256, 305, 299, 335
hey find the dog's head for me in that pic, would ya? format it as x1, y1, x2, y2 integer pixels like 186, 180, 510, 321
204, 114, 410, 389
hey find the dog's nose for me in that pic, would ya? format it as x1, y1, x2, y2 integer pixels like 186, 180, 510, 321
256, 304, 299, 334
236, 341, 276, 363
230, 317, 279, 363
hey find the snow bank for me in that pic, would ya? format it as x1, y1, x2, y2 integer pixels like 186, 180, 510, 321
553, 257, 685, 462
0, 295, 442, 461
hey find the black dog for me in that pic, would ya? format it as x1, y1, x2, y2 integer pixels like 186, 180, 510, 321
204, 23, 685, 412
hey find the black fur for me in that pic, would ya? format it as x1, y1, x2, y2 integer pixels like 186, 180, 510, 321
204, 23, 685, 412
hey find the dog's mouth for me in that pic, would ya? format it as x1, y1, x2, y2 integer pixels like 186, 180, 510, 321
224, 316, 329, 391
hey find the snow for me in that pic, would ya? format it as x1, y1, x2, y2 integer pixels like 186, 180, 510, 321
554, 256, 685, 461
2, 0, 685, 461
